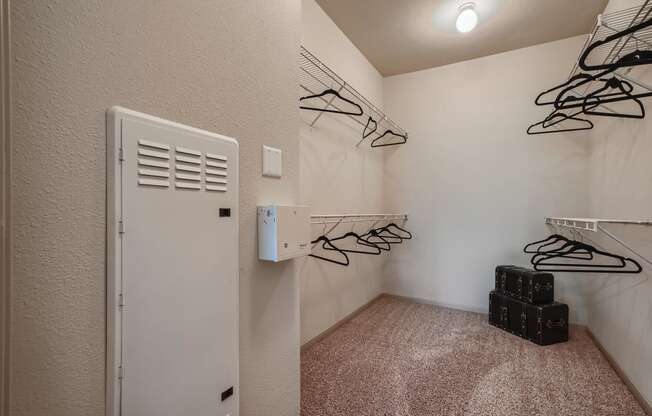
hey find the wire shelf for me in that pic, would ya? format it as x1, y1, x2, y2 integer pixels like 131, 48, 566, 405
533, 1, 652, 125
299, 46, 408, 147
545, 217, 652, 266
569, 1, 652, 84
545, 217, 652, 232
310, 213, 408, 225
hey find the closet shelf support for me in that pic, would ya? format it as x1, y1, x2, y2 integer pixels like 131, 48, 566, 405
597, 225, 652, 267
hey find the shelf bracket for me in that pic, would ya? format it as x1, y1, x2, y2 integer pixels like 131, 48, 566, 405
597, 225, 652, 267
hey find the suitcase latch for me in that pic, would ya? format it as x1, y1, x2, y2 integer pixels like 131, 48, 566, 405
546, 318, 566, 328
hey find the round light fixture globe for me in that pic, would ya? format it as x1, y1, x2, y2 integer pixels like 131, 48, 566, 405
456, 3, 478, 33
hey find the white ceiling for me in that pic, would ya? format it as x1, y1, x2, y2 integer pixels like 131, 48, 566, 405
315, 0, 608, 76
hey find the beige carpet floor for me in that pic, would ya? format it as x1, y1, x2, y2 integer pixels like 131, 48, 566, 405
301, 296, 646, 416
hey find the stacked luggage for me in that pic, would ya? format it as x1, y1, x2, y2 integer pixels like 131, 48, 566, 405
489, 265, 569, 346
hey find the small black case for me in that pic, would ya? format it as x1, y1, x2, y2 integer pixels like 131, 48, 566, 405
495, 265, 554, 304
489, 290, 569, 346
494, 265, 524, 293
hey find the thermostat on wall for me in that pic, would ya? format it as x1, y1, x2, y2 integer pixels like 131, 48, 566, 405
258, 205, 310, 261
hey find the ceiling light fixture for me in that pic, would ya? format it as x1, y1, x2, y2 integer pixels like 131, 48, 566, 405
456, 2, 478, 33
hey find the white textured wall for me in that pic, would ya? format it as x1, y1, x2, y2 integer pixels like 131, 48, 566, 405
582, 0, 652, 405
583, 115, 652, 407
298, 0, 386, 345
382, 36, 592, 323
10, 1, 300, 415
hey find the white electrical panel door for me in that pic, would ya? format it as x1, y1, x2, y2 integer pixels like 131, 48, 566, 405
107, 107, 239, 416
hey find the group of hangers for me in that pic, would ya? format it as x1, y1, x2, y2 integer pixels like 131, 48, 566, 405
523, 230, 642, 274
528, 17, 652, 134
300, 88, 408, 147
310, 222, 412, 266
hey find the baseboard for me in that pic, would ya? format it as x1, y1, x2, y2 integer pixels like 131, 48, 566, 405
586, 329, 651, 416
301, 294, 384, 352
383, 293, 488, 314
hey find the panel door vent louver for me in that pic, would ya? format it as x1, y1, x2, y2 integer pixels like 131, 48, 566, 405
137, 139, 170, 188
205, 152, 228, 192
175, 146, 202, 190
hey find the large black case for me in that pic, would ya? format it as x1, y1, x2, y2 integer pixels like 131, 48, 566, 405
489, 291, 569, 346
494, 265, 554, 304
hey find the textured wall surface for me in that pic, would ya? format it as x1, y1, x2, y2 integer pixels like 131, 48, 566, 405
382, 36, 592, 323
10, 1, 300, 415
583, 0, 652, 404
298, 0, 386, 345
584, 116, 652, 407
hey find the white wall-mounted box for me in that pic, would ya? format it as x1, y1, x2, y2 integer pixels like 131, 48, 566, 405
258, 205, 311, 261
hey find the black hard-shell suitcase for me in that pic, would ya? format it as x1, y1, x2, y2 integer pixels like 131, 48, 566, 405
494, 265, 523, 293
489, 291, 569, 346
494, 265, 554, 304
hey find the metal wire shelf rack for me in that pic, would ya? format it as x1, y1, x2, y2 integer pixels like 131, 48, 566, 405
535, 1, 652, 126
299, 46, 408, 147
544, 217, 652, 267
570, 1, 652, 77
568, 1, 652, 99
310, 213, 409, 242
545, 217, 652, 232
310, 213, 408, 225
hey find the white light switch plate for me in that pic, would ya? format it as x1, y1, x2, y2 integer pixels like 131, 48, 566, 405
262, 145, 282, 178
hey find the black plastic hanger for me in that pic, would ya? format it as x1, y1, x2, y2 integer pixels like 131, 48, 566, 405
300, 88, 364, 116
382, 223, 412, 240
524, 234, 593, 260
531, 240, 616, 266
553, 75, 645, 118
359, 229, 392, 251
322, 231, 382, 255
362, 116, 378, 139
370, 129, 407, 148
552, 71, 626, 110
524, 235, 566, 253
370, 226, 404, 244
554, 51, 652, 110
581, 77, 645, 119
579, 18, 652, 71
309, 235, 350, 266
536, 73, 596, 106
530, 240, 594, 263
532, 242, 642, 273
536, 64, 621, 108
527, 110, 593, 135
